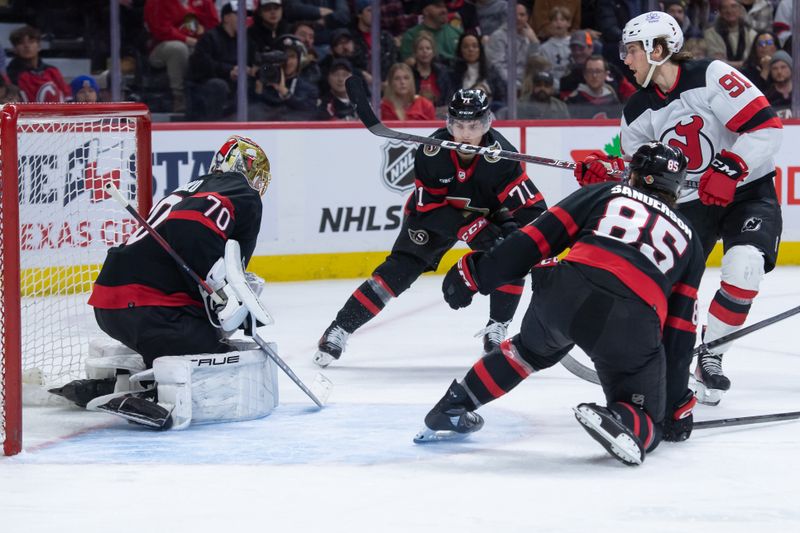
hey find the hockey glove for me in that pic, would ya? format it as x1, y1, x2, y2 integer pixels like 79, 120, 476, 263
490, 208, 521, 237
573, 152, 624, 187
442, 252, 482, 309
457, 216, 490, 244
698, 150, 748, 207
662, 389, 697, 442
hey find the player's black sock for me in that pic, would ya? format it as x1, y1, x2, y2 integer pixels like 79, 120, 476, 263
488, 279, 524, 323
463, 338, 535, 406
335, 275, 395, 332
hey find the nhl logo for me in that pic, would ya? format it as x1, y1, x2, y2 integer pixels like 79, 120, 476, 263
381, 140, 417, 194
457, 169, 467, 182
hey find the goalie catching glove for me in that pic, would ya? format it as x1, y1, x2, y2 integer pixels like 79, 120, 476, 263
203, 239, 274, 333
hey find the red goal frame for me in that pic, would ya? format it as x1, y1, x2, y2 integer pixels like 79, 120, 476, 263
0, 103, 152, 456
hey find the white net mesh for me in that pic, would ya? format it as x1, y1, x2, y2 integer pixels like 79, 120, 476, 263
1, 110, 147, 453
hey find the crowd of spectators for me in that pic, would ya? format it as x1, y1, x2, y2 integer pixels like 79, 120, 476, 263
0, 0, 795, 119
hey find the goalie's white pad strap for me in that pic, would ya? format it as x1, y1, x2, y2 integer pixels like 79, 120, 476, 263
152, 348, 279, 430
86, 338, 146, 380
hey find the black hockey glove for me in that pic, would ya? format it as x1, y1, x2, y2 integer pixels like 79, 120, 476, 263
442, 252, 482, 309
490, 208, 520, 237
662, 389, 697, 442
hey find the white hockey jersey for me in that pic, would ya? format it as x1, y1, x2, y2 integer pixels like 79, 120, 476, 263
621, 59, 783, 203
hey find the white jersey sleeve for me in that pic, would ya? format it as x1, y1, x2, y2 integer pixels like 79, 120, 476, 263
704, 60, 783, 172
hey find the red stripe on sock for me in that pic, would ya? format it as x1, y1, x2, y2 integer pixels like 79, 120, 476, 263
473, 359, 505, 398
354, 290, 381, 316
372, 275, 396, 297
496, 283, 524, 295
721, 281, 758, 300
709, 300, 748, 326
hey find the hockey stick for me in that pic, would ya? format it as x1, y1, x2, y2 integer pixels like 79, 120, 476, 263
695, 410, 800, 430
104, 183, 331, 408
561, 303, 800, 384
345, 77, 625, 178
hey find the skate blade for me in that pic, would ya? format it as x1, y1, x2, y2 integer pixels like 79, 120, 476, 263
573, 406, 643, 466
688, 375, 724, 406
313, 351, 335, 369
413, 426, 473, 444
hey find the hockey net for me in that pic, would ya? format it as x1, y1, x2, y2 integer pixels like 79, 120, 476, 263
0, 103, 152, 455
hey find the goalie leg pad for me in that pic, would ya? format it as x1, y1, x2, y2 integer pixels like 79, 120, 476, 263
153, 347, 280, 430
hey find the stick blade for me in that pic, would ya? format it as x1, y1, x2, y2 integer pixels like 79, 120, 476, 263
310, 373, 334, 406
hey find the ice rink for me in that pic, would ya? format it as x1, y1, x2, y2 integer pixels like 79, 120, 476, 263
3, 267, 800, 532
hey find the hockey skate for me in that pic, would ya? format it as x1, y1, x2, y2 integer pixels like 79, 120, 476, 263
475, 320, 510, 355
313, 321, 350, 368
573, 403, 645, 466
414, 380, 484, 443
690, 351, 730, 406
48, 378, 117, 408
87, 389, 173, 430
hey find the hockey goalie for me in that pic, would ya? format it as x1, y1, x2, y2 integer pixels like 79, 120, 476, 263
50, 135, 280, 430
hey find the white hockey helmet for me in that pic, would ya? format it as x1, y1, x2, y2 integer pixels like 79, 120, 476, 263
211, 135, 272, 196
620, 11, 684, 86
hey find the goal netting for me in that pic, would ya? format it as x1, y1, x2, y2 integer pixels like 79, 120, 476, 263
0, 103, 152, 455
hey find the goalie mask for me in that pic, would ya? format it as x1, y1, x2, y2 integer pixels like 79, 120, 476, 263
211, 135, 272, 196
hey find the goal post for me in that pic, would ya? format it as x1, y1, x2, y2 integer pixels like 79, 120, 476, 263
0, 103, 152, 456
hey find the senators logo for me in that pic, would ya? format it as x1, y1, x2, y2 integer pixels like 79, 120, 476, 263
659, 116, 714, 174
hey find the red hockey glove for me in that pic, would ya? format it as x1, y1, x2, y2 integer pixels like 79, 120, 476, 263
698, 150, 748, 207
573, 152, 625, 187
442, 252, 481, 309
662, 389, 697, 442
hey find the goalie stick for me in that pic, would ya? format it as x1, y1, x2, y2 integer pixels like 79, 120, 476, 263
561, 303, 800, 384
345, 77, 625, 178
104, 183, 331, 408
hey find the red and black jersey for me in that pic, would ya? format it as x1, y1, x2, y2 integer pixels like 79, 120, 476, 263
408, 127, 546, 237
89, 172, 263, 310
6, 58, 71, 103
471, 181, 705, 362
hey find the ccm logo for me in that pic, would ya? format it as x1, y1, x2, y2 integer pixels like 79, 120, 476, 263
194, 355, 240, 366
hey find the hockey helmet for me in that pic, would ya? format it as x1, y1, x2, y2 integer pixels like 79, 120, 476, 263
628, 141, 687, 198
620, 11, 683, 86
447, 89, 492, 135
211, 135, 272, 196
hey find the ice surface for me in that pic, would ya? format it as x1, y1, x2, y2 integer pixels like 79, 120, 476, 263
2, 268, 800, 532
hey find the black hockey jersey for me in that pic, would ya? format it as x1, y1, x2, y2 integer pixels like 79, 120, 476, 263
89, 172, 263, 309
409, 128, 546, 236
471, 182, 705, 369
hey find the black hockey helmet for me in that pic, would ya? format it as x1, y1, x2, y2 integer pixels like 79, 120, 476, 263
628, 141, 687, 198
447, 89, 492, 136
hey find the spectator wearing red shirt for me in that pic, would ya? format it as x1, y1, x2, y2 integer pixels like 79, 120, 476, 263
6, 26, 70, 103
144, 0, 220, 113
381, 63, 436, 120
